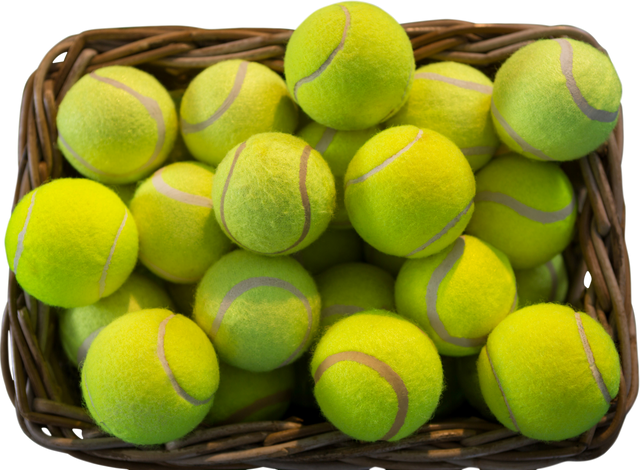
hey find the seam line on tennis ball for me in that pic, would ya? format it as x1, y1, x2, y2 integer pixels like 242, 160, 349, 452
462, 145, 499, 157
211, 276, 313, 367
315, 127, 338, 154
293, 5, 350, 102
63, 72, 167, 178
546, 259, 559, 301
157, 314, 215, 406
98, 210, 129, 298
555, 39, 619, 123
321, 304, 364, 320
77, 327, 105, 367
139, 252, 201, 284
181, 61, 249, 134
13, 189, 38, 274
486, 346, 521, 433
475, 190, 576, 224
314, 351, 409, 440
152, 167, 213, 208
220, 142, 248, 249
415, 72, 493, 94
218, 388, 294, 426
574, 312, 612, 403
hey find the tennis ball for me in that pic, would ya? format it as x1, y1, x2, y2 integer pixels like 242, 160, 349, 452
165, 89, 194, 164
58, 272, 175, 367
4, 179, 138, 308
166, 282, 198, 318
492, 38, 621, 162
386, 61, 499, 172
363, 243, 406, 278
396, 235, 517, 357
433, 356, 465, 418
82, 309, 219, 445
297, 122, 379, 228
212, 133, 336, 255
315, 262, 395, 330
477, 303, 620, 441
291, 351, 317, 409
515, 253, 569, 307
194, 250, 321, 372
465, 153, 577, 270
284, 2, 415, 130
344, 125, 475, 258
181, 60, 298, 166
456, 354, 494, 420
57, 66, 177, 184
105, 183, 137, 207
203, 362, 295, 426
292, 228, 364, 275
130, 161, 232, 283
311, 310, 443, 442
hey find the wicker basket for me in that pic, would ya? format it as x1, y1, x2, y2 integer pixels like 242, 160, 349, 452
2, 20, 637, 470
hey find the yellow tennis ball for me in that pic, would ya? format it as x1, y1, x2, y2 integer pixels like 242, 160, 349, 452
180, 60, 298, 166
515, 253, 569, 307
465, 153, 577, 270
284, 1, 415, 130
297, 121, 380, 228
344, 125, 475, 258
292, 228, 364, 275
212, 132, 336, 256
203, 362, 295, 426
130, 161, 232, 283
491, 38, 621, 162
57, 66, 177, 184
194, 250, 321, 372
81, 309, 219, 445
4, 179, 138, 308
386, 61, 499, 172
396, 235, 517, 357
58, 271, 175, 367
311, 310, 443, 442
477, 304, 620, 441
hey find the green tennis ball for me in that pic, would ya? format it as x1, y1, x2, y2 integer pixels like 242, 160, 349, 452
212, 133, 336, 256
386, 61, 499, 172
130, 161, 233, 283
4, 179, 138, 308
477, 304, 620, 441
81, 309, 219, 445
465, 153, 577, 270
396, 235, 517, 357
344, 125, 475, 258
455, 354, 494, 420
297, 122, 380, 228
363, 242, 406, 278
515, 253, 569, 307
491, 38, 621, 162
315, 262, 395, 330
180, 60, 298, 167
204, 362, 295, 426
284, 1, 415, 130
105, 183, 137, 207
292, 228, 364, 275
291, 351, 317, 409
433, 356, 465, 418
57, 66, 177, 184
58, 272, 175, 367
194, 250, 321, 372
311, 310, 443, 442
166, 282, 198, 317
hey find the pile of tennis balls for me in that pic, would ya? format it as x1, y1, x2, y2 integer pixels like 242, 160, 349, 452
4, 1, 623, 448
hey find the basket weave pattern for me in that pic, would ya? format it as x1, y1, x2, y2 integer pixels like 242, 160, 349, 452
2, 21, 637, 470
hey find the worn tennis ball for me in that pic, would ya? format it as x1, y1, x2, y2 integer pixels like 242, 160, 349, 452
515, 253, 569, 307
311, 310, 443, 442
58, 272, 175, 367
363, 243, 406, 278
396, 235, 517, 357
386, 61, 499, 172
212, 132, 336, 255
284, 1, 415, 130
181, 60, 298, 166
477, 303, 620, 441
292, 228, 364, 275
57, 66, 177, 184
130, 161, 232, 283
492, 38, 621, 162
297, 122, 379, 228
315, 262, 395, 330
204, 362, 295, 426
194, 250, 321, 372
344, 125, 475, 258
4, 179, 138, 308
81, 309, 219, 445
465, 153, 577, 270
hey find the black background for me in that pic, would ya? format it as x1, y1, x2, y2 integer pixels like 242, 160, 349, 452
0, 1, 640, 470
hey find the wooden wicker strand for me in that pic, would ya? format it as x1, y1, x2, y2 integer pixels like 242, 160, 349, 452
2, 21, 637, 470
